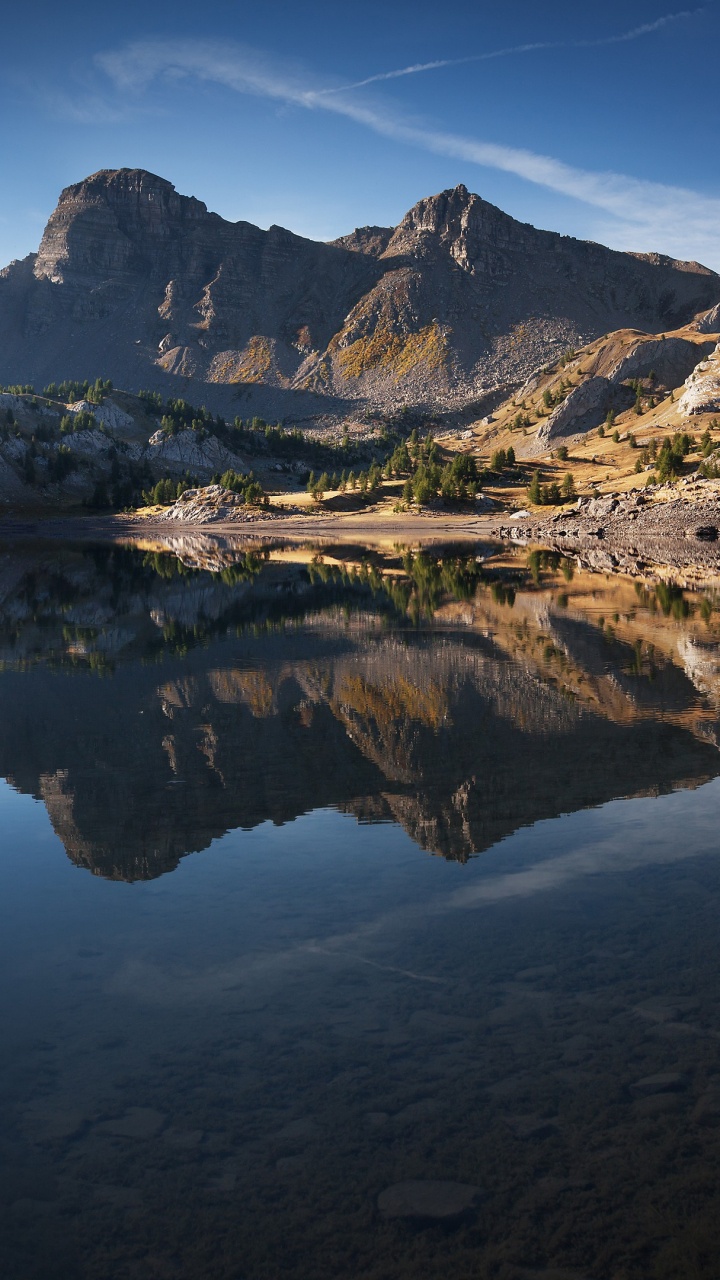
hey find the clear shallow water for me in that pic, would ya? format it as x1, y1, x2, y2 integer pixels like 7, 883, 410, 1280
2, 537, 720, 1279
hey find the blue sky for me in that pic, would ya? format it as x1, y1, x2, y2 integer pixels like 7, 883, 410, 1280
2, 1, 720, 268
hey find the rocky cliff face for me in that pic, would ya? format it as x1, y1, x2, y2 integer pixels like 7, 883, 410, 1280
1, 170, 718, 422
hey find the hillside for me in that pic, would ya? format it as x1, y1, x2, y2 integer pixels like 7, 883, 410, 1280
461, 310, 720, 518
0, 380, 394, 510
1, 168, 718, 425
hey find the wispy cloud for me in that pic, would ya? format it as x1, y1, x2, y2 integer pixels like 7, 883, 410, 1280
315, 10, 702, 94
94, 35, 720, 268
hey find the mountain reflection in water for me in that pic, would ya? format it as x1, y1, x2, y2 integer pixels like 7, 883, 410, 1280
1, 536, 719, 880
5, 536, 720, 1280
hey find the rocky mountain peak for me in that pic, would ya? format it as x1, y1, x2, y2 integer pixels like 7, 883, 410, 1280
34, 168, 211, 285
3, 169, 719, 418
385, 183, 522, 266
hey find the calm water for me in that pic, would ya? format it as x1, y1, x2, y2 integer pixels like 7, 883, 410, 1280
2, 536, 720, 1280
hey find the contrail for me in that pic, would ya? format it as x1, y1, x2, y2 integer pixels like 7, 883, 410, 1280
313, 11, 702, 96
94, 32, 720, 268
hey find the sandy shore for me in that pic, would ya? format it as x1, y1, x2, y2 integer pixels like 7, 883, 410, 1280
0, 508, 497, 547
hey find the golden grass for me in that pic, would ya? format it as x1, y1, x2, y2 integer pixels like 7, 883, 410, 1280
336, 322, 447, 381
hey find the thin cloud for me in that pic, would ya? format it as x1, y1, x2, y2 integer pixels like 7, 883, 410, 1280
95, 36, 720, 268
315, 10, 702, 94
34, 88, 150, 126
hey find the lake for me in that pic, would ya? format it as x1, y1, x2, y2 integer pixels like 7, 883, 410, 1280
1, 534, 720, 1280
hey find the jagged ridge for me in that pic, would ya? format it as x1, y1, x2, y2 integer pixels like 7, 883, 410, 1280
0, 169, 718, 422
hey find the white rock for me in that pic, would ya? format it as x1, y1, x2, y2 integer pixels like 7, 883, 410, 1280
146, 429, 248, 476
160, 484, 252, 524
678, 343, 720, 416
696, 301, 720, 334
67, 399, 135, 432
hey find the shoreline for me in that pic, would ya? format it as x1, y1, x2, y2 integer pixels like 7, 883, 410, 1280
489, 490, 720, 585
0, 508, 498, 546
1, 495, 719, 583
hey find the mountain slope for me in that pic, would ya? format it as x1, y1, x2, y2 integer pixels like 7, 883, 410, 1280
1, 169, 718, 421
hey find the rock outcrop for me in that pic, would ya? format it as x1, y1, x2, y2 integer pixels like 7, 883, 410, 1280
678, 343, 720, 416
1, 169, 718, 421
696, 301, 720, 333
160, 484, 286, 523
144, 429, 249, 477
67, 398, 135, 432
537, 334, 716, 445
0, 389, 260, 508
537, 375, 617, 446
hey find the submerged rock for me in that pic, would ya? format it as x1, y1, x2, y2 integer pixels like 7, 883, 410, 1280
629, 1071, 687, 1096
377, 1179, 483, 1220
97, 1107, 166, 1139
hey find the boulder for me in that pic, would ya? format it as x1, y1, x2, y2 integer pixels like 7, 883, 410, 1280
161, 484, 248, 524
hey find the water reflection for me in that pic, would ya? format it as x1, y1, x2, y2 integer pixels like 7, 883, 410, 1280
4, 537, 720, 1279
0, 537, 719, 878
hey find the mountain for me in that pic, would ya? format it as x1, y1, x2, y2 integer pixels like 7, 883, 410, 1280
1, 168, 718, 423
